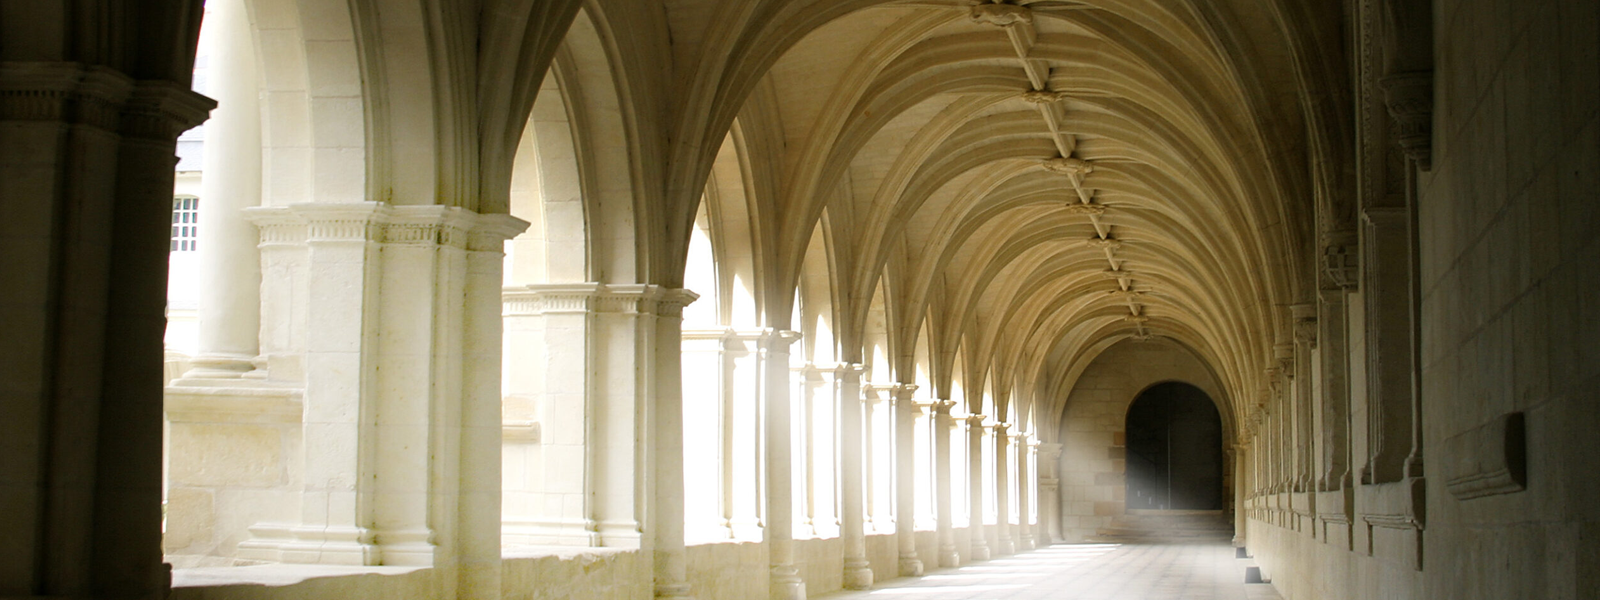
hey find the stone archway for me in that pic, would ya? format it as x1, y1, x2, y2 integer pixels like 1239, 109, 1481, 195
1124, 382, 1224, 511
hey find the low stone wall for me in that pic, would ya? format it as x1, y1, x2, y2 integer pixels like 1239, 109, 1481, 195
503, 548, 651, 600
169, 566, 437, 600
1246, 517, 1421, 600
168, 530, 998, 600
686, 541, 767, 600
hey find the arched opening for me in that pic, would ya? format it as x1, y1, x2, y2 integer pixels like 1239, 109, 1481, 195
1123, 382, 1223, 511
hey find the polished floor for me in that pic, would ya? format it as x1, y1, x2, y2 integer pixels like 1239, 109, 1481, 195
820, 543, 1282, 600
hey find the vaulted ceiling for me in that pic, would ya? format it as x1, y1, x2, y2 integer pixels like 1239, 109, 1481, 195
599, 0, 1348, 431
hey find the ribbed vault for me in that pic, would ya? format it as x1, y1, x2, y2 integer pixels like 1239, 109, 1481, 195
631, 0, 1340, 441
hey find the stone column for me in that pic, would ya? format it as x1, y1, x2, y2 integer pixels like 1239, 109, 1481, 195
1234, 439, 1250, 546
965, 414, 990, 561
933, 399, 959, 567
894, 384, 924, 576
839, 364, 873, 589
186, 0, 263, 377
1018, 436, 1036, 550
762, 330, 806, 600
1037, 442, 1062, 544
1318, 287, 1352, 490
994, 423, 1014, 555
652, 289, 701, 599
1360, 207, 1418, 484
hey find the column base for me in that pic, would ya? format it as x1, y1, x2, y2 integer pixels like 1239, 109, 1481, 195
997, 537, 1015, 555
1019, 534, 1035, 551
939, 544, 961, 568
970, 543, 990, 561
770, 565, 806, 600
236, 524, 384, 566
898, 555, 924, 577
843, 558, 874, 590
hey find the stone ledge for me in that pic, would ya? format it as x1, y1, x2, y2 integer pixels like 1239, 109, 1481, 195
165, 383, 303, 424
171, 564, 427, 588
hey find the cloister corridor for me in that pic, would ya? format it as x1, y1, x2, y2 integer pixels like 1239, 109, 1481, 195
6, 0, 1598, 599
819, 543, 1282, 600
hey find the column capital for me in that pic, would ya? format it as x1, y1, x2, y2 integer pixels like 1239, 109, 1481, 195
861, 382, 900, 404
1292, 304, 1319, 349
930, 399, 956, 415
1038, 442, 1062, 460
499, 282, 696, 317
246, 202, 531, 251
1321, 229, 1360, 289
964, 413, 988, 426
1361, 205, 1409, 226
1379, 70, 1434, 170
992, 422, 1012, 435
758, 328, 803, 351
121, 80, 215, 141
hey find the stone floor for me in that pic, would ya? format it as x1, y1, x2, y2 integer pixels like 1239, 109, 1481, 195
819, 543, 1282, 600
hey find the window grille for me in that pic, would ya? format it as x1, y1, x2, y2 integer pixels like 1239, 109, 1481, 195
172, 196, 199, 252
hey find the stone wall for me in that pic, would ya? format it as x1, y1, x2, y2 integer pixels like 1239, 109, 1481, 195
1250, 1, 1600, 599
1057, 339, 1226, 540
1418, 0, 1598, 598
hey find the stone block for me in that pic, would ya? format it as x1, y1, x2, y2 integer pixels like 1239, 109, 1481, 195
169, 423, 284, 487
164, 487, 214, 553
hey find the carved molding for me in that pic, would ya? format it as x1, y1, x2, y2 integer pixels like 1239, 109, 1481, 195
1292, 304, 1318, 348
502, 283, 698, 317
246, 203, 529, 252
970, 3, 1032, 26
1086, 237, 1121, 250
1322, 242, 1360, 289
1040, 156, 1094, 177
1106, 289, 1144, 301
1101, 269, 1135, 280
1019, 89, 1070, 104
1444, 412, 1526, 500
1062, 202, 1106, 215
1379, 70, 1434, 170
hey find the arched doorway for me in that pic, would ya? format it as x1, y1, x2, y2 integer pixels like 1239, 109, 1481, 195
1124, 382, 1224, 510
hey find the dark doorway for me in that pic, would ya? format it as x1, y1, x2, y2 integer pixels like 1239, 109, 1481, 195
1124, 382, 1223, 510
